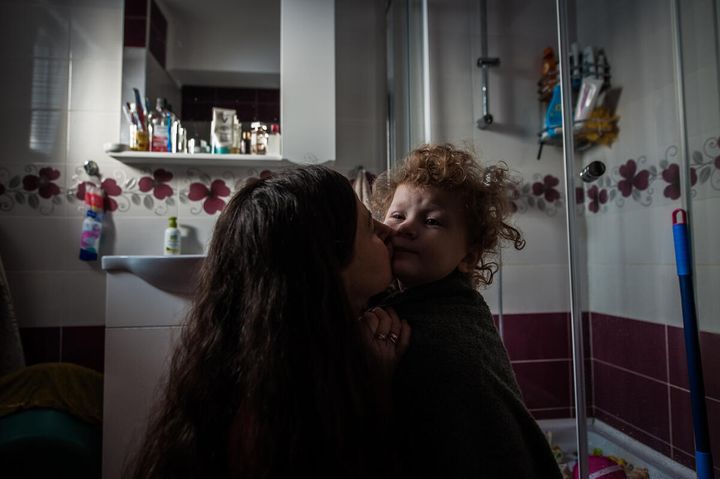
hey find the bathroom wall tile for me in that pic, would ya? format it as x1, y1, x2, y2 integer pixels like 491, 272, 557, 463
503, 313, 569, 361
501, 212, 568, 266
594, 407, 672, 458
0, 163, 67, 216
512, 360, 571, 410
70, 5, 122, 62
66, 162, 179, 219
7, 269, 105, 328
591, 313, 667, 381
667, 325, 720, 401
428, 0, 473, 36
67, 111, 122, 165
173, 216, 216, 255
695, 266, 720, 335
568, 358, 594, 412
336, 119, 386, 176
529, 408, 571, 421
669, 386, 720, 470
500, 264, 570, 314
594, 361, 670, 443
62, 270, 106, 326
1, 58, 69, 110
62, 325, 104, 372
0, 109, 68, 164
587, 264, 682, 328
429, 75, 474, 142
69, 59, 122, 111
103, 217, 176, 256
690, 197, 720, 266
176, 166, 258, 218
0, 2, 70, 59
19, 326, 61, 365
684, 68, 720, 145
586, 204, 678, 267
431, 119, 475, 153
0, 217, 78, 271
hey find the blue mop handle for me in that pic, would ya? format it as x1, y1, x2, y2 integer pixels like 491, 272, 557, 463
672, 209, 714, 478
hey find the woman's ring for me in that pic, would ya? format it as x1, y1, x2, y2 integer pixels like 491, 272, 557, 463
375, 332, 387, 341
388, 332, 399, 344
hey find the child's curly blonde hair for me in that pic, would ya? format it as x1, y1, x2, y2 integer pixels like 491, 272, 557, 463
371, 143, 525, 287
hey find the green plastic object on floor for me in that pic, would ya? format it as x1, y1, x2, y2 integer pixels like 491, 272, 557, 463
0, 407, 100, 478
0, 363, 103, 478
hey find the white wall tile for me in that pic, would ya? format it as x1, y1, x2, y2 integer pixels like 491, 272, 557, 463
0, 109, 68, 164
67, 110, 122, 164
0, 2, 70, 59
62, 269, 106, 326
70, 5, 122, 62
1, 58, 69, 110
69, 59, 122, 111
692, 196, 720, 266
502, 211, 568, 266
696, 265, 720, 334
6, 270, 64, 327
500, 264, 571, 314
587, 263, 682, 327
174, 216, 216, 255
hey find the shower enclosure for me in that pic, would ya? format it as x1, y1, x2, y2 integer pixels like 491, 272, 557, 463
386, 0, 720, 478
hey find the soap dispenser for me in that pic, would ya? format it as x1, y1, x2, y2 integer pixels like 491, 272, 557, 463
164, 216, 181, 255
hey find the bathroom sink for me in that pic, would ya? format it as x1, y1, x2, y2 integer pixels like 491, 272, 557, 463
101, 255, 205, 295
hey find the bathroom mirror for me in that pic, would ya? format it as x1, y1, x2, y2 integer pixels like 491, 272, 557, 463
120, 0, 280, 144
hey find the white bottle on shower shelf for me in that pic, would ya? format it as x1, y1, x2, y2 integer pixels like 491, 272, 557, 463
164, 216, 181, 256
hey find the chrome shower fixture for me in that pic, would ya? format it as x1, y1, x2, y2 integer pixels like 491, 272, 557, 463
579, 160, 606, 182
476, 0, 499, 130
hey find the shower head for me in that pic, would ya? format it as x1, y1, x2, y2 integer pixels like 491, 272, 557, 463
579, 161, 606, 183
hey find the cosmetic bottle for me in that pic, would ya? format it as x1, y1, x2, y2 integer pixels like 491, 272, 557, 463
164, 216, 181, 255
149, 98, 171, 152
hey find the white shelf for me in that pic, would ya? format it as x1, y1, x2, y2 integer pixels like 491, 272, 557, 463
108, 151, 287, 167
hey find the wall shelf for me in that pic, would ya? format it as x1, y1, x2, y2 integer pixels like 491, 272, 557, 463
108, 151, 288, 168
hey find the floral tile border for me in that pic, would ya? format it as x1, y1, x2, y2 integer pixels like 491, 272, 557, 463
1, 135, 718, 217
513, 135, 720, 216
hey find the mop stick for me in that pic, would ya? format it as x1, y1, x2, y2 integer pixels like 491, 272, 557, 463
672, 208, 714, 478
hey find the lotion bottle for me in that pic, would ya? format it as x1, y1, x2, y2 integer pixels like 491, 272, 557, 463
164, 216, 181, 255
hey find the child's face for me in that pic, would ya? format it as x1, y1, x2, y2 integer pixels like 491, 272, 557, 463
383, 183, 476, 288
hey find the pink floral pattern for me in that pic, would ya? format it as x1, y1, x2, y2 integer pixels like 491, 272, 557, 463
22, 167, 61, 199
532, 175, 561, 202
139, 168, 174, 200
188, 179, 231, 214
617, 159, 650, 197
587, 185, 608, 213
75, 179, 123, 212
661, 163, 697, 200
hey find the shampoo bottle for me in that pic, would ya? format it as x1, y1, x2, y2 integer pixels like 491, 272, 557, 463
164, 216, 181, 255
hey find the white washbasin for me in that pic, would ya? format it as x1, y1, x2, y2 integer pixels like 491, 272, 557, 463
101, 255, 205, 295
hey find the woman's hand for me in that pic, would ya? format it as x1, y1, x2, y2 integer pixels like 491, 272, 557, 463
359, 307, 411, 381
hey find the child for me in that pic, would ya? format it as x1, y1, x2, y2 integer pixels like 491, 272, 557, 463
371, 144, 562, 479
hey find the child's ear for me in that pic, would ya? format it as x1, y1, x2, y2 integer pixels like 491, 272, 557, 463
457, 247, 481, 273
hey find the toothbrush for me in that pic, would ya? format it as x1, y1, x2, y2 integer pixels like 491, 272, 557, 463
133, 88, 145, 129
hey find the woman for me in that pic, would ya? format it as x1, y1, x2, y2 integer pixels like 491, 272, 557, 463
129, 166, 409, 478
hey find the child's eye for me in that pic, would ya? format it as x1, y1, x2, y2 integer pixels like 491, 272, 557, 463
425, 218, 441, 226
389, 212, 404, 221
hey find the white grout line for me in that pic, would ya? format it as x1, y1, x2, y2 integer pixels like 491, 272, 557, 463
594, 358, 669, 386
594, 405, 672, 448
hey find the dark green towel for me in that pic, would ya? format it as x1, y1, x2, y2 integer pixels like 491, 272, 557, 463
383, 271, 562, 479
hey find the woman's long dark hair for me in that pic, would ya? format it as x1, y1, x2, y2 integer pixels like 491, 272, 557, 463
129, 166, 383, 478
